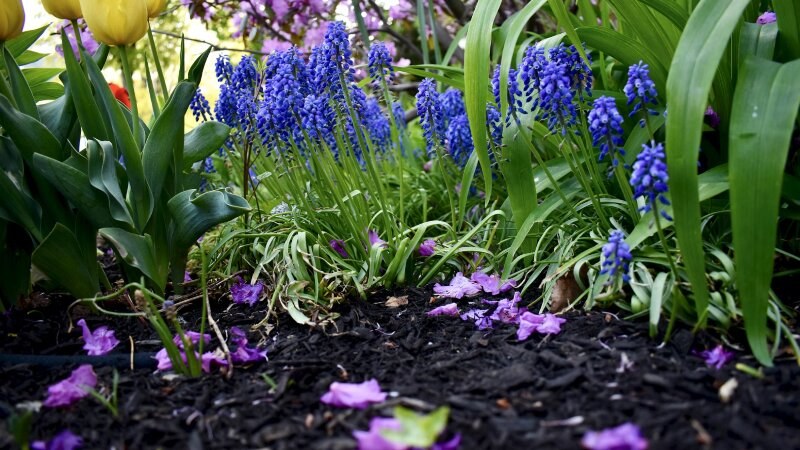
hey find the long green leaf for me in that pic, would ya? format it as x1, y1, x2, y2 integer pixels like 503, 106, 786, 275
32, 224, 99, 298
774, 1, 800, 60
464, 0, 501, 201
167, 189, 251, 250
548, 0, 590, 62
3, 48, 38, 120
0, 137, 41, 239
739, 22, 778, 60
100, 227, 167, 291
142, 81, 196, 199
87, 140, 134, 226
61, 32, 109, 142
0, 95, 64, 162
639, 0, 689, 29
183, 121, 230, 169
729, 57, 800, 366
665, 0, 749, 326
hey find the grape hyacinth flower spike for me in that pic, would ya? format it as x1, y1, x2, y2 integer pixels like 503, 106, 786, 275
630, 141, 672, 220
588, 96, 625, 167
416, 78, 446, 153
601, 230, 633, 283
367, 42, 394, 87
624, 61, 659, 122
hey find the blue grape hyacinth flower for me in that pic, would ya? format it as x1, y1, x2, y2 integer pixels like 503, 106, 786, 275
445, 113, 473, 166
630, 141, 672, 220
416, 78, 446, 153
519, 45, 546, 107
492, 66, 526, 125
537, 57, 577, 133
549, 43, 593, 101
601, 230, 633, 283
588, 96, 625, 167
439, 88, 466, 128
624, 61, 659, 119
367, 42, 394, 87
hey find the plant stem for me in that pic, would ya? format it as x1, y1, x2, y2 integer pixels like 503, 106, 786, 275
118, 46, 141, 149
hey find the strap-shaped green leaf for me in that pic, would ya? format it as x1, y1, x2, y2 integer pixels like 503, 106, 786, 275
774, 1, 800, 60
99, 227, 167, 292
182, 121, 230, 170
61, 32, 109, 142
167, 189, 251, 250
142, 81, 196, 199
86, 140, 134, 226
2, 48, 38, 120
0, 95, 65, 162
188, 46, 212, 85
665, 0, 749, 326
82, 48, 153, 230
739, 22, 778, 60
0, 137, 41, 240
4, 25, 48, 61
639, 0, 689, 29
32, 223, 99, 298
464, 0, 501, 201
729, 57, 800, 366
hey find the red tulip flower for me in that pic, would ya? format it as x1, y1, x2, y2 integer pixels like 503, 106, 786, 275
108, 82, 131, 108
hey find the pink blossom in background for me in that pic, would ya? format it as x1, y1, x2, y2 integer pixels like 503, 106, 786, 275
433, 273, 481, 299
44, 365, 97, 408
427, 302, 459, 317
76, 319, 119, 356
321, 379, 388, 409
581, 423, 648, 450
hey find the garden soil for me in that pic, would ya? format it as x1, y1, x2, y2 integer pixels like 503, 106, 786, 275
1, 287, 799, 449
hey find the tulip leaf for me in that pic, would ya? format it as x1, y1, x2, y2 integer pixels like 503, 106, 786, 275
188, 46, 212, 85
2, 48, 38, 120
38, 80, 77, 145
61, 32, 109, 142
142, 81, 196, 199
31, 153, 118, 229
183, 121, 230, 169
0, 222, 32, 308
4, 26, 48, 60
167, 189, 251, 250
99, 227, 167, 291
0, 137, 41, 238
86, 140, 134, 226
0, 95, 65, 162
31, 223, 99, 299
83, 48, 153, 230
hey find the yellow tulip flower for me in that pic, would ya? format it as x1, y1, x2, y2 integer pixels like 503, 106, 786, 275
42, 0, 82, 20
79, 0, 148, 46
146, 0, 167, 18
0, 0, 24, 41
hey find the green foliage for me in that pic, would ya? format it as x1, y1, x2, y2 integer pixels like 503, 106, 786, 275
382, 406, 450, 448
0, 30, 248, 307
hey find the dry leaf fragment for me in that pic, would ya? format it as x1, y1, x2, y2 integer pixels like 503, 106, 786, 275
718, 377, 738, 403
385, 296, 409, 308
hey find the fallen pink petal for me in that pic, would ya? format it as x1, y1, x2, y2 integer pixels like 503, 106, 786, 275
433, 273, 481, 299
352, 417, 406, 450
44, 365, 97, 408
230, 276, 265, 306
419, 239, 436, 257
700, 345, 734, 369
31, 429, 83, 450
229, 326, 268, 364
330, 239, 349, 258
320, 379, 388, 409
427, 302, 460, 317
460, 308, 492, 330
581, 423, 648, 450
76, 319, 119, 356
368, 230, 388, 248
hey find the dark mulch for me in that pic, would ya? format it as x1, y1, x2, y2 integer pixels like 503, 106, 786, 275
1, 287, 799, 449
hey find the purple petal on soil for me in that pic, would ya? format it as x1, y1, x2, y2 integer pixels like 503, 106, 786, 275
368, 230, 388, 248
76, 319, 119, 356
353, 417, 406, 450
320, 379, 388, 409
173, 331, 212, 348
471, 271, 517, 295
536, 314, 566, 335
499, 279, 518, 293
330, 239, 349, 258
44, 365, 97, 408
517, 312, 566, 340
700, 345, 734, 369
581, 423, 648, 450
32, 429, 83, 450
427, 302, 460, 317
433, 272, 481, 299
419, 239, 436, 257
184, 271, 192, 283
490, 292, 524, 324
229, 326, 268, 364
154, 348, 174, 371
431, 433, 462, 450
460, 308, 493, 330
230, 276, 265, 306
201, 351, 228, 373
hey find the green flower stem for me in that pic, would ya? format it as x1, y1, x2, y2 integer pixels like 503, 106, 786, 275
613, 162, 639, 220
652, 201, 682, 342
147, 24, 169, 103
70, 19, 84, 52
559, 122, 609, 229
118, 45, 141, 149
380, 76, 406, 222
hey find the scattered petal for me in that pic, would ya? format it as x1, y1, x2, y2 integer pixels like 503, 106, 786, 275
368, 230, 388, 248
427, 303, 459, 317
330, 239, 349, 258
31, 429, 83, 450
433, 273, 481, 299
230, 276, 265, 306
460, 308, 492, 330
321, 379, 388, 409
700, 345, 734, 369
581, 423, 648, 450
44, 365, 97, 408
76, 319, 119, 356
419, 239, 436, 257
353, 417, 405, 450
517, 312, 566, 340
432, 433, 462, 450
536, 314, 566, 335
489, 292, 524, 324
229, 326, 268, 364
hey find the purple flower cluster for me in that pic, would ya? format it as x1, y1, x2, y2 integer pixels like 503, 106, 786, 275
417, 78, 446, 154
588, 96, 625, 167
624, 62, 659, 119
601, 230, 633, 283
230, 276, 265, 306
215, 55, 260, 135
190, 89, 214, 123
55, 20, 99, 60
582, 423, 648, 450
364, 99, 392, 151
630, 141, 671, 219
44, 365, 97, 408
439, 88, 466, 123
